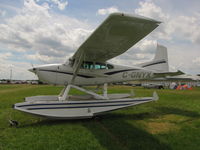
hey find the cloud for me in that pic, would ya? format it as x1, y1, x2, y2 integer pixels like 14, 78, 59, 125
168, 15, 200, 44
0, 9, 6, 17
193, 57, 200, 65
110, 39, 157, 66
0, 52, 37, 80
0, 0, 92, 79
50, 0, 68, 10
0, 0, 92, 62
135, 1, 168, 21
97, 6, 119, 15
133, 39, 157, 54
0, 52, 12, 60
135, 1, 200, 44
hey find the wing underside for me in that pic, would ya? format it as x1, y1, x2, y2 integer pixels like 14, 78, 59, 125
72, 13, 160, 62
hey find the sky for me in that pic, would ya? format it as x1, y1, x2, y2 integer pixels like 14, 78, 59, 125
0, 0, 199, 80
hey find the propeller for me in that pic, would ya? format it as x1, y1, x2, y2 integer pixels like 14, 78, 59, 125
28, 62, 36, 73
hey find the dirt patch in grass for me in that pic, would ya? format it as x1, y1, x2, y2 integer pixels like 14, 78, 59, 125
142, 114, 187, 134
145, 122, 179, 134
153, 114, 190, 123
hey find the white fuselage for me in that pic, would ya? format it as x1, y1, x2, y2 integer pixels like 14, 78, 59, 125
30, 62, 154, 86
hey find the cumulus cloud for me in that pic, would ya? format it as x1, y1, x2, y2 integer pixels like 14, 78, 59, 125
133, 39, 157, 54
0, 61, 37, 80
0, 52, 12, 60
50, 0, 68, 10
0, 52, 37, 80
168, 15, 200, 43
193, 57, 200, 65
135, 1, 168, 21
0, 0, 92, 79
135, 1, 200, 43
110, 39, 157, 66
0, 0, 92, 63
97, 6, 119, 15
0, 9, 6, 17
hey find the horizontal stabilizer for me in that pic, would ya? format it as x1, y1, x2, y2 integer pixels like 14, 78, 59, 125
154, 70, 184, 78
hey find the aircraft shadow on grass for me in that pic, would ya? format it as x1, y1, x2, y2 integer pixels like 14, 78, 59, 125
81, 107, 200, 150
18, 106, 200, 150
103, 106, 200, 121
155, 106, 200, 118
83, 118, 171, 150
19, 117, 170, 150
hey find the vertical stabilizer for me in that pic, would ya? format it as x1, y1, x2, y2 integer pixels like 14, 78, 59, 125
138, 44, 169, 73
154, 44, 168, 62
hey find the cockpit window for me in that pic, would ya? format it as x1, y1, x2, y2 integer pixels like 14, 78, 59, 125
81, 61, 113, 70
107, 64, 114, 69
82, 61, 93, 69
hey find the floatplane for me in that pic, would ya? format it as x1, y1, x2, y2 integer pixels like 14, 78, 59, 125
14, 13, 167, 119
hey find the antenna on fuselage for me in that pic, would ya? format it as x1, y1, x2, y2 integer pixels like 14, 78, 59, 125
10, 66, 12, 83
31, 63, 34, 68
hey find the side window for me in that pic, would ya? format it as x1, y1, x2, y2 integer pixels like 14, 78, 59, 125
101, 65, 106, 69
95, 64, 101, 69
89, 63, 94, 69
81, 62, 114, 70
83, 63, 89, 69
81, 61, 94, 69
95, 63, 107, 69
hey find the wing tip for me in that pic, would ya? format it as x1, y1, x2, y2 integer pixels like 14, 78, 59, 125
109, 12, 162, 24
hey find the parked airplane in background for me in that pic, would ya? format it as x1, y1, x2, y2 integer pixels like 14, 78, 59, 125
14, 13, 163, 119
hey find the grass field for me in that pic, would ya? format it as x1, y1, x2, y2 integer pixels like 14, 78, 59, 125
0, 84, 200, 150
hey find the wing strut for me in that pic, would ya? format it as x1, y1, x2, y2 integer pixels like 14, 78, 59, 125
58, 83, 109, 101
58, 51, 84, 101
59, 51, 109, 101
71, 51, 84, 84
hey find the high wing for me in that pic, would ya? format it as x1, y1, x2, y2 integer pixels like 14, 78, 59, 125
72, 13, 161, 62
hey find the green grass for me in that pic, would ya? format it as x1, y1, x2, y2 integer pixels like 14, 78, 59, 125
0, 84, 200, 150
